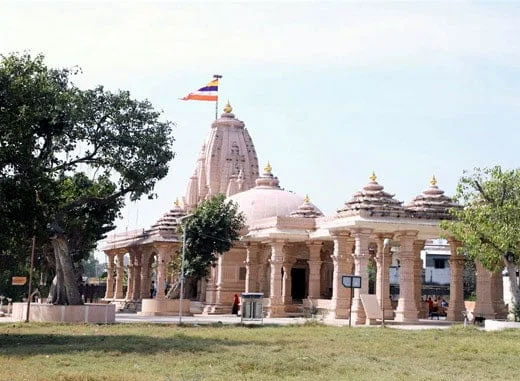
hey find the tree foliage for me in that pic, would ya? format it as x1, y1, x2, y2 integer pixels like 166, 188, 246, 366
181, 194, 245, 278
441, 166, 520, 310
0, 53, 175, 304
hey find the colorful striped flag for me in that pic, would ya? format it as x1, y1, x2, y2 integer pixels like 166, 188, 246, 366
180, 78, 218, 101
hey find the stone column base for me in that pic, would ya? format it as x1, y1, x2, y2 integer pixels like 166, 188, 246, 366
350, 298, 366, 325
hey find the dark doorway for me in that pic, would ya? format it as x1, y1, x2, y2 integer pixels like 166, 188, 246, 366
291, 268, 306, 300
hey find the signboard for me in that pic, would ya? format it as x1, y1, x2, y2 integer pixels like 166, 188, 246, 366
342, 275, 361, 289
12, 276, 27, 286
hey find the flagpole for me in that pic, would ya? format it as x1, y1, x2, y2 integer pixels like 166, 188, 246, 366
213, 74, 222, 120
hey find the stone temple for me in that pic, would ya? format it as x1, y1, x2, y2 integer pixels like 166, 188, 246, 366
102, 103, 508, 323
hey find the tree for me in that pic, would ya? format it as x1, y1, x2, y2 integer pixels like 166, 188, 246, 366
167, 194, 245, 298
441, 166, 520, 313
0, 53, 174, 305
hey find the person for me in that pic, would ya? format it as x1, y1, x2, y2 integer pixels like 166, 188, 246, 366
231, 293, 240, 315
441, 299, 448, 309
150, 281, 156, 298
427, 297, 433, 314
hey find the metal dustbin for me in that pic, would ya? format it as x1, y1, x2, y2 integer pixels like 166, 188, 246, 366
240, 292, 264, 323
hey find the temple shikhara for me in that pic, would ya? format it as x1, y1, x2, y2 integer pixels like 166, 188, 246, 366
102, 104, 508, 323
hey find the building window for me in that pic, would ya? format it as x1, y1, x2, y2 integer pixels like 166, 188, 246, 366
434, 259, 446, 269
239, 267, 247, 281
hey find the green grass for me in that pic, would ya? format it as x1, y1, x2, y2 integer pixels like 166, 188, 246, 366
0, 323, 519, 381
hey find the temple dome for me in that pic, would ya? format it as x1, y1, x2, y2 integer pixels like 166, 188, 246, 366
337, 172, 404, 217
290, 195, 323, 218
147, 200, 186, 238
404, 176, 460, 220
228, 163, 321, 224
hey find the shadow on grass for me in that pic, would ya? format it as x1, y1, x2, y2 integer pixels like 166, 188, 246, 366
0, 332, 253, 356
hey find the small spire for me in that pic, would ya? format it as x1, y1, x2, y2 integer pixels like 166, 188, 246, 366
304, 194, 310, 204
174, 198, 180, 207
264, 161, 272, 174
430, 175, 437, 186
369, 171, 377, 182
223, 100, 232, 113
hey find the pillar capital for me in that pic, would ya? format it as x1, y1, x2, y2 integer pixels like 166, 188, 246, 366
350, 227, 373, 237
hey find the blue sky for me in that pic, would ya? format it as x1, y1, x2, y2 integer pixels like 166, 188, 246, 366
2, 1, 520, 249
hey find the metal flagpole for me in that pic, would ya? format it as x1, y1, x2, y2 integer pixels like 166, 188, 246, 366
213, 74, 222, 120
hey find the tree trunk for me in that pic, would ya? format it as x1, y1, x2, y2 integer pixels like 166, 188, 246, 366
504, 260, 520, 309
51, 235, 83, 305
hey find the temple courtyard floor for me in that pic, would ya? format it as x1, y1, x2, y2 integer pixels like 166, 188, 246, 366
1, 322, 520, 381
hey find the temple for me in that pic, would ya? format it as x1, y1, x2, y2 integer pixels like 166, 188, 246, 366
102, 103, 508, 323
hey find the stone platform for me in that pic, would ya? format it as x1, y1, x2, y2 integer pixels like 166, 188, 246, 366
11, 303, 116, 323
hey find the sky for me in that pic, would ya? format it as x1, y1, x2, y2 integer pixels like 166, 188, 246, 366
2, 1, 520, 261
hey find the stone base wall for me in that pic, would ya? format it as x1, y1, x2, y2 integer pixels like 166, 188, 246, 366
11, 303, 115, 323
138, 299, 192, 316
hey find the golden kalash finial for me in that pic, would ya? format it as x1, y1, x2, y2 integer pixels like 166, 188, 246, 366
264, 161, 272, 174
304, 194, 310, 204
223, 100, 232, 113
369, 171, 377, 182
430, 175, 438, 186
174, 197, 180, 207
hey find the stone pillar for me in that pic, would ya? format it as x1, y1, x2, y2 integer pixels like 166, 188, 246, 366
413, 240, 426, 319
125, 251, 135, 301
268, 241, 285, 317
132, 250, 142, 301
115, 253, 125, 299
155, 245, 170, 301
199, 277, 207, 302
395, 231, 419, 322
245, 243, 260, 293
351, 229, 372, 325
140, 250, 151, 299
491, 268, 507, 319
282, 260, 293, 305
104, 254, 115, 299
474, 262, 496, 318
375, 236, 394, 320
307, 242, 323, 299
330, 233, 355, 319
257, 261, 267, 295
447, 240, 465, 321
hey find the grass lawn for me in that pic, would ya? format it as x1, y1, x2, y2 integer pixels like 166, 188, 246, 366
0, 322, 519, 381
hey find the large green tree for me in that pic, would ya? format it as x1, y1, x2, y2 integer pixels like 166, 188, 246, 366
442, 166, 520, 312
0, 53, 174, 305
167, 194, 245, 298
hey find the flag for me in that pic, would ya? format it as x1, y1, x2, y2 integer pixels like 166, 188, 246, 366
180, 78, 218, 101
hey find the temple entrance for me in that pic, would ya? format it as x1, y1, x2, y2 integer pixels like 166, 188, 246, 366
291, 268, 306, 300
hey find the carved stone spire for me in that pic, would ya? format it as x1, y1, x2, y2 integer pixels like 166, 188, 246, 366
290, 195, 323, 218
338, 172, 404, 217
185, 105, 259, 207
405, 176, 460, 219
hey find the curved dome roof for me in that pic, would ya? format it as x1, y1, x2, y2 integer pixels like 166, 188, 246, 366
228, 164, 321, 224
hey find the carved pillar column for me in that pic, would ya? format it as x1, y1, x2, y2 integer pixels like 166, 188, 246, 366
245, 243, 260, 293
413, 240, 426, 319
140, 250, 151, 299
268, 241, 285, 317
132, 249, 142, 301
447, 240, 465, 321
155, 245, 170, 301
491, 268, 507, 319
282, 260, 294, 305
351, 229, 372, 325
375, 235, 394, 320
104, 254, 115, 299
395, 231, 420, 322
474, 262, 496, 318
125, 252, 135, 301
114, 253, 125, 299
307, 242, 323, 299
331, 233, 354, 319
